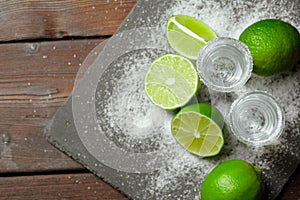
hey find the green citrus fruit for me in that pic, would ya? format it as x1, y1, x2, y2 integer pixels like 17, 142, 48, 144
166, 15, 217, 60
171, 103, 224, 157
201, 159, 264, 200
145, 54, 200, 110
239, 19, 300, 76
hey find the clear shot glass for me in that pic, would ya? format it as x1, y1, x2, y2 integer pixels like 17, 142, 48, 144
229, 91, 285, 146
196, 37, 253, 92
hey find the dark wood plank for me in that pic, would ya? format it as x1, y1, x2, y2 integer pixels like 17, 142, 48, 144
0, 173, 127, 200
0, 39, 105, 173
0, 125, 83, 173
0, 39, 102, 106
0, 170, 298, 199
277, 166, 300, 200
0, 37, 298, 200
0, 0, 137, 42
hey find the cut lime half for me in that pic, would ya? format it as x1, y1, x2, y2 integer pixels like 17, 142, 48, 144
171, 103, 224, 157
145, 54, 200, 110
166, 15, 217, 60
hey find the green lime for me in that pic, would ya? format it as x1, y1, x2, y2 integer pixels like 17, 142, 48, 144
239, 19, 300, 76
145, 54, 200, 110
171, 103, 224, 157
166, 15, 217, 60
201, 159, 264, 200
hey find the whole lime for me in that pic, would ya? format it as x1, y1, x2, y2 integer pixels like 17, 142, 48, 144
239, 19, 300, 76
200, 159, 264, 200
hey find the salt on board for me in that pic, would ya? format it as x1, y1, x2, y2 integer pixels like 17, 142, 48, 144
142, 0, 299, 198
167, 0, 299, 38
72, 0, 300, 199
95, 48, 174, 153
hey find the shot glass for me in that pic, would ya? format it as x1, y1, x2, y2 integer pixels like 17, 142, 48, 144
229, 91, 285, 146
196, 37, 253, 92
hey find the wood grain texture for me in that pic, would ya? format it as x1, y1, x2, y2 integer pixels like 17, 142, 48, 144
0, 39, 105, 173
0, 39, 102, 105
0, 0, 137, 42
0, 173, 127, 200
0, 0, 298, 198
0, 34, 298, 200
0, 35, 298, 200
0, 170, 297, 200
277, 166, 300, 200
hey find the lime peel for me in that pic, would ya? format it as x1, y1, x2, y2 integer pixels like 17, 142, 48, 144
166, 15, 217, 60
168, 17, 208, 44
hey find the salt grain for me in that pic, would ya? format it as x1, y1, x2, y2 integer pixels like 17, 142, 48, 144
78, 0, 299, 199
142, 0, 297, 198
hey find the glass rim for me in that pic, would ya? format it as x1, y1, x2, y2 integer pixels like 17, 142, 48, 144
228, 90, 285, 146
196, 37, 253, 92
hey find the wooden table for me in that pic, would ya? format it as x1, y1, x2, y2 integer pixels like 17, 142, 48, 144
0, 1, 298, 199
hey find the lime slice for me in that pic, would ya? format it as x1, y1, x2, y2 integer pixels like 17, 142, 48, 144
145, 54, 200, 110
166, 15, 217, 60
171, 103, 224, 157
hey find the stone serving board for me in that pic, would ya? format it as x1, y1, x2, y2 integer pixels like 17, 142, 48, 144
46, 0, 300, 199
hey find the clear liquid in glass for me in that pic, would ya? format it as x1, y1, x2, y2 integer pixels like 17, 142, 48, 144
197, 37, 253, 92
229, 91, 285, 146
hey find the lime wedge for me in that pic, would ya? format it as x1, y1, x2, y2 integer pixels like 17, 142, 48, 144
166, 15, 217, 60
145, 54, 200, 110
171, 103, 224, 157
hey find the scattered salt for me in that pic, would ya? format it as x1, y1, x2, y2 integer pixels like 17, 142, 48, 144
77, 0, 299, 199
95, 48, 172, 155
140, 0, 299, 198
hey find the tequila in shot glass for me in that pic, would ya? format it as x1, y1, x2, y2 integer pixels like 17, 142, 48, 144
229, 91, 285, 146
197, 37, 253, 92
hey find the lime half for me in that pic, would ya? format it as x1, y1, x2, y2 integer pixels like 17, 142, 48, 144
166, 15, 217, 60
171, 104, 224, 157
145, 54, 200, 110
